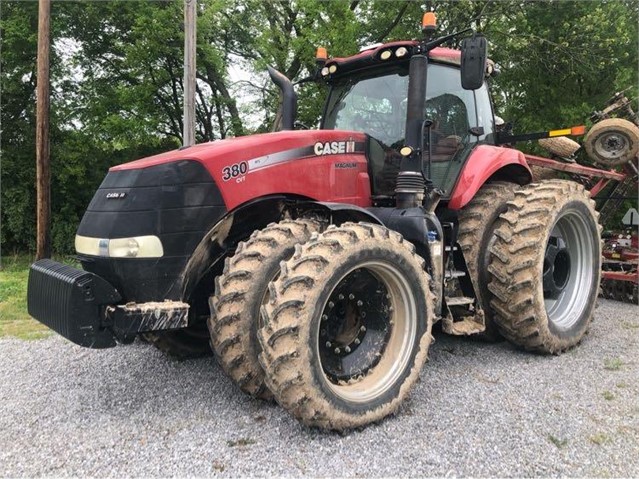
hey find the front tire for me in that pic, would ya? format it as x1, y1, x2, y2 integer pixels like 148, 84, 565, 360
208, 219, 319, 400
259, 223, 433, 430
142, 324, 212, 360
487, 180, 602, 354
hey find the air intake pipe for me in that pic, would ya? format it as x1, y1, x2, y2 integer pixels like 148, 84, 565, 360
396, 54, 428, 209
267, 66, 297, 131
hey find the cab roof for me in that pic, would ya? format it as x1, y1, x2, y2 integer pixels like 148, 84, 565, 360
321, 41, 461, 82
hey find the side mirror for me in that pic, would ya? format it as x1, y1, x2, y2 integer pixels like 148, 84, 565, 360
460, 34, 487, 90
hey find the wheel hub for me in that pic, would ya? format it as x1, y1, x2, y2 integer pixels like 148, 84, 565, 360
596, 132, 628, 159
319, 268, 393, 383
543, 236, 571, 299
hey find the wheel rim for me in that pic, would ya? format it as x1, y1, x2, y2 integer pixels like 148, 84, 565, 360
543, 210, 595, 330
594, 132, 629, 160
317, 261, 417, 403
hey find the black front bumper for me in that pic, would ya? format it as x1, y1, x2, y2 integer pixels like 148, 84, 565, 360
27, 260, 190, 348
27, 259, 121, 348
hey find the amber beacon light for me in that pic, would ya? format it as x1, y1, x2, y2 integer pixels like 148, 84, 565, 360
316, 46, 328, 61
422, 12, 437, 32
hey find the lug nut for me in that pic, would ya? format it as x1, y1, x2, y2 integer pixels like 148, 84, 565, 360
349, 294, 355, 300
328, 301, 334, 308
334, 347, 341, 354
357, 300, 363, 307
321, 314, 328, 321
338, 294, 344, 300
326, 341, 332, 348
344, 346, 351, 353
354, 338, 360, 345
360, 326, 367, 332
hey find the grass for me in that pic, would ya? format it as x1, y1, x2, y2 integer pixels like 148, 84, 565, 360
589, 433, 609, 445
547, 434, 568, 448
603, 358, 625, 371
602, 390, 615, 401
226, 438, 256, 447
0, 254, 75, 340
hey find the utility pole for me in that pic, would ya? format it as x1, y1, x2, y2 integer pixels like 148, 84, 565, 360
36, 0, 51, 260
183, 0, 196, 147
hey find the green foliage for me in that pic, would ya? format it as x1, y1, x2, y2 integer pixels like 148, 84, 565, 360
488, 1, 639, 136
0, 255, 51, 339
1, 0, 637, 254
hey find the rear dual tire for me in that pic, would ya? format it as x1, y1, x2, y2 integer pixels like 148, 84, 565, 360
488, 180, 601, 354
457, 181, 517, 340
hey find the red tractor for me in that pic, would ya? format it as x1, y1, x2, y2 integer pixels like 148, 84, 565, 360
28, 14, 604, 430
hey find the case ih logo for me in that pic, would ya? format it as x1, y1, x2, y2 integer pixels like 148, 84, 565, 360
105, 192, 126, 199
314, 140, 356, 156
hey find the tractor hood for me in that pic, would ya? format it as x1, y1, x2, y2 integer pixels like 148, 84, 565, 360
111, 130, 367, 175
111, 129, 369, 210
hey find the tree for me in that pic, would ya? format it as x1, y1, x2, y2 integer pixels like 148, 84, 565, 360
1, 0, 637, 253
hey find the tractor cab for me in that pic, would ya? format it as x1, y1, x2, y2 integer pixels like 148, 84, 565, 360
320, 46, 496, 197
308, 11, 495, 209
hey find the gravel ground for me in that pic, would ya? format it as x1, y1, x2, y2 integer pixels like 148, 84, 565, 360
1, 299, 637, 478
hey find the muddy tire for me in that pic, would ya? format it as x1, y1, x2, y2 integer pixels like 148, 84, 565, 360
584, 118, 639, 167
142, 324, 212, 360
259, 222, 433, 430
208, 219, 320, 400
458, 182, 517, 340
538, 136, 580, 159
487, 180, 601, 354
530, 165, 562, 182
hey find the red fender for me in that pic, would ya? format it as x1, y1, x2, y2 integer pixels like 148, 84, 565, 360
447, 145, 532, 210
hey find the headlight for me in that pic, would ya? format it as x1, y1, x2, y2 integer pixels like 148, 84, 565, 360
109, 238, 140, 258
75, 235, 164, 258
395, 47, 408, 58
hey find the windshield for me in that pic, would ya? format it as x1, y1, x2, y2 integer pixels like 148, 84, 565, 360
323, 63, 483, 195
323, 63, 476, 149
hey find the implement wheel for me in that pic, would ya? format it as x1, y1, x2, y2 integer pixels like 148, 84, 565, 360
488, 180, 601, 354
538, 136, 580, 159
458, 181, 517, 340
209, 219, 319, 400
584, 118, 639, 167
259, 223, 433, 430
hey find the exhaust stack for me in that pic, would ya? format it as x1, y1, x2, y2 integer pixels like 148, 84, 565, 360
267, 66, 298, 131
